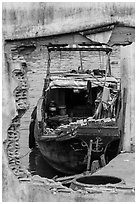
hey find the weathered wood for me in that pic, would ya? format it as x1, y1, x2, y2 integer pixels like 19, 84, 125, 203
36, 97, 43, 122
81, 23, 115, 35
54, 172, 85, 184
77, 126, 119, 137
119, 88, 127, 151
90, 160, 100, 174
100, 154, 106, 167
116, 90, 121, 122
47, 46, 111, 52
87, 140, 93, 171
79, 51, 83, 72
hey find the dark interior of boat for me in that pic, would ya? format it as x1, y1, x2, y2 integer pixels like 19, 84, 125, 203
47, 87, 99, 116
43, 84, 118, 129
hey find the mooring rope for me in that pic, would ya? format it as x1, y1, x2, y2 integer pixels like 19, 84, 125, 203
19, 149, 31, 159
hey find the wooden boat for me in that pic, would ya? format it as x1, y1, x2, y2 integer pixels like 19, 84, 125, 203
29, 43, 121, 175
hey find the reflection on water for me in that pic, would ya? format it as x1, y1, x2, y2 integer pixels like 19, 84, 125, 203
28, 148, 65, 178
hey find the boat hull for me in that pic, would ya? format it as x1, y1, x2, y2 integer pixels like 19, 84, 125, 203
31, 98, 120, 175
37, 138, 88, 175
34, 127, 120, 175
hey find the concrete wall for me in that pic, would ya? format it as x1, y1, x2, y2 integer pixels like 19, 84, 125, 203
120, 43, 135, 152
3, 2, 135, 40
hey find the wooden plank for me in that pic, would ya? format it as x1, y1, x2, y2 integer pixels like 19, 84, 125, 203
81, 23, 115, 35
36, 97, 43, 122
100, 154, 106, 167
90, 160, 100, 174
87, 140, 93, 171
54, 172, 85, 184
48, 47, 111, 52
77, 126, 119, 137
119, 88, 127, 151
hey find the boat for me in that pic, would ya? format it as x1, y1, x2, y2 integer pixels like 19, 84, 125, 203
29, 43, 121, 175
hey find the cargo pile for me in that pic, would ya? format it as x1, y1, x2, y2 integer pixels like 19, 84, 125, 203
43, 117, 116, 139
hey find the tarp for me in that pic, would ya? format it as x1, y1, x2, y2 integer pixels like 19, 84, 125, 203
49, 76, 118, 89
49, 79, 87, 89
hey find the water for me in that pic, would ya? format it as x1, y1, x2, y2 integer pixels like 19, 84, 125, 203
29, 149, 66, 178
19, 45, 120, 178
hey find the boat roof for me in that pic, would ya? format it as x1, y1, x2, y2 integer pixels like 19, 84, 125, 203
47, 44, 112, 53
48, 74, 118, 89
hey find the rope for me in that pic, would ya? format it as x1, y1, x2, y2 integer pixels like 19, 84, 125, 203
59, 50, 62, 70
19, 149, 31, 159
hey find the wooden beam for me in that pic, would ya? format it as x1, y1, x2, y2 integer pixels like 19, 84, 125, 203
87, 140, 93, 171
90, 160, 100, 174
48, 47, 111, 52
81, 23, 115, 35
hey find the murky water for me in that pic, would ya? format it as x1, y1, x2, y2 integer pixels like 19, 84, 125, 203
19, 45, 120, 178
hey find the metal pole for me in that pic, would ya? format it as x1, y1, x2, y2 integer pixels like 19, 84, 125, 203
79, 50, 83, 72
107, 52, 111, 76
47, 49, 51, 77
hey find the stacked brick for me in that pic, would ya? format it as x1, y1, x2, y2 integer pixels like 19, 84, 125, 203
7, 116, 31, 179
13, 65, 29, 111
6, 50, 30, 179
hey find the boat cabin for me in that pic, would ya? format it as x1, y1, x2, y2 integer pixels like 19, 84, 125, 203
42, 44, 120, 130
